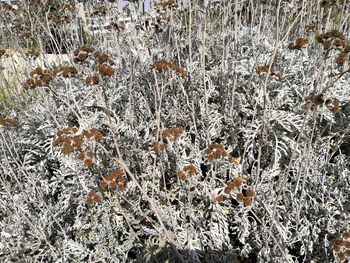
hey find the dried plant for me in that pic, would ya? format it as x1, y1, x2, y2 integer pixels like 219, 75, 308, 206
1, 1, 350, 262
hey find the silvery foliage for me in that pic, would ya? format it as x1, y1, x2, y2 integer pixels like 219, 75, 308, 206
1, 0, 350, 262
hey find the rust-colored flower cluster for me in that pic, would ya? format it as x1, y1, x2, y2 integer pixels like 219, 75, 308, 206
256, 65, 270, 75
304, 93, 339, 113
236, 188, 255, 206
53, 127, 83, 155
288, 37, 309, 50
336, 52, 348, 66
73, 45, 94, 63
94, 51, 115, 77
331, 232, 350, 261
57, 66, 78, 78
152, 127, 183, 141
256, 65, 283, 80
205, 143, 241, 165
177, 164, 197, 181
99, 169, 127, 191
98, 63, 115, 77
151, 127, 183, 154
53, 127, 102, 166
214, 175, 250, 203
224, 176, 248, 194
85, 75, 100, 85
205, 143, 227, 161
86, 191, 101, 206
151, 59, 186, 78
86, 168, 127, 206
94, 51, 113, 65
0, 117, 18, 127
24, 67, 53, 89
82, 128, 103, 142
152, 141, 165, 155
77, 151, 95, 167
316, 30, 345, 51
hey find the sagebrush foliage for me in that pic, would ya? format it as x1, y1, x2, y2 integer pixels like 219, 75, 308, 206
1, 0, 350, 262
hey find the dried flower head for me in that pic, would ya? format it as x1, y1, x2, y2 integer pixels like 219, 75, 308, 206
178, 164, 197, 181
151, 59, 186, 78
256, 65, 270, 75
310, 103, 318, 112
236, 189, 254, 206
61, 141, 74, 155
323, 40, 332, 50
99, 169, 126, 190
315, 93, 324, 105
30, 67, 43, 77
183, 164, 196, 175
24, 78, 36, 89
42, 74, 53, 83
246, 188, 255, 197
243, 196, 253, 206
86, 75, 100, 85
236, 192, 245, 202
334, 38, 345, 50
164, 127, 183, 141
82, 128, 103, 142
336, 52, 348, 66
86, 191, 101, 206
228, 156, 241, 166
177, 170, 187, 181
84, 158, 94, 167
82, 46, 94, 54
295, 38, 309, 49
152, 142, 165, 154
224, 185, 232, 194
215, 194, 224, 202
0, 117, 18, 127
343, 232, 350, 239
98, 64, 115, 77
59, 66, 78, 78
94, 51, 110, 64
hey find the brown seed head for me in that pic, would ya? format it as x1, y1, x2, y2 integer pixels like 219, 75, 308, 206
295, 38, 309, 48
86, 191, 101, 206
243, 196, 253, 206
215, 194, 224, 202
86, 75, 100, 85
336, 52, 348, 66
178, 170, 187, 181
246, 188, 255, 197
332, 99, 340, 113
236, 192, 245, 202
256, 65, 270, 75
98, 64, 115, 77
